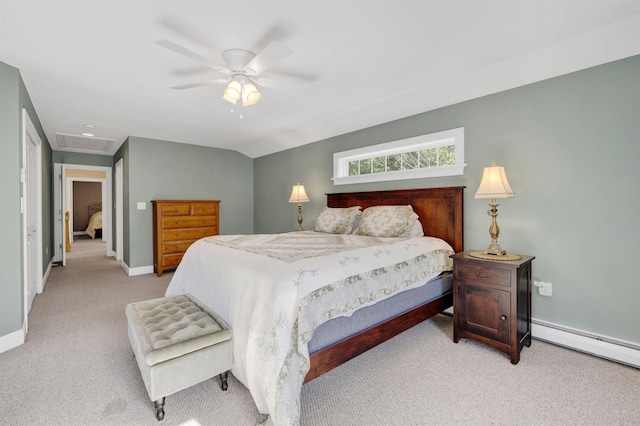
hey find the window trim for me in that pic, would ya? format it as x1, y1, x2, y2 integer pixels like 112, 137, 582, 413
332, 127, 466, 185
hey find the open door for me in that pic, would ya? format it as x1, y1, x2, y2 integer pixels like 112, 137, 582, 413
22, 109, 43, 325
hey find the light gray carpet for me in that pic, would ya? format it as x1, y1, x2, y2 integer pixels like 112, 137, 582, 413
1, 237, 638, 425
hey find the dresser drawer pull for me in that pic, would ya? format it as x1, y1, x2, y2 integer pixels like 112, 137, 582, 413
474, 271, 490, 280
500, 315, 507, 321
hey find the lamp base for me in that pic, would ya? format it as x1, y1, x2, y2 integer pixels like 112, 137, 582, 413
469, 251, 522, 261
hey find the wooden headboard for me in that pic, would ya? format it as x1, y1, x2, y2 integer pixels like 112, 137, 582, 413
88, 202, 102, 217
326, 186, 464, 253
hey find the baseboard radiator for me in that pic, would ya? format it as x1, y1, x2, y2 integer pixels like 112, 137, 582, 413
532, 318, 640, 369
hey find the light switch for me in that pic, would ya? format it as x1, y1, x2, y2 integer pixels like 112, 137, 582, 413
137, 202, 146, 210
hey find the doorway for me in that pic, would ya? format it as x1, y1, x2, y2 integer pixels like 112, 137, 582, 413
53, 164, 113, 266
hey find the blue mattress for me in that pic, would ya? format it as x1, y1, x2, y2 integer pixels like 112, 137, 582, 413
308, 271, 453, 354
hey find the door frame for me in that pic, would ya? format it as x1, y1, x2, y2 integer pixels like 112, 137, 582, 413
22, 109, 43, 330
58, 164, 113, 261
115, 158, 123, 262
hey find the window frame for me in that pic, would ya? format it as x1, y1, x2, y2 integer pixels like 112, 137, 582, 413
332, 127, 466, 185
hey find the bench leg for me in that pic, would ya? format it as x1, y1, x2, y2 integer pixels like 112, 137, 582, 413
219, 371, 229, 391
154, 397, 165, 421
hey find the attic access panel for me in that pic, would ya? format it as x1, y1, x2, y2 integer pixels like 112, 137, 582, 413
56, 133, 115, 153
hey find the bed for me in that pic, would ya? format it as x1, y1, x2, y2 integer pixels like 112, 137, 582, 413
165, 186, 464, 425
85, 203, 102, 239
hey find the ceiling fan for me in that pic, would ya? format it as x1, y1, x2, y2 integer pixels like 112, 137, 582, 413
157, 39, 297, 106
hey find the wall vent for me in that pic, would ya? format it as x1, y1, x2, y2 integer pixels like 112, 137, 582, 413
56, 133, 115, 153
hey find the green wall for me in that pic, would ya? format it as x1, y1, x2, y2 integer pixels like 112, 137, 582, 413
114, 136, 253, 268
52, 150, 113, 167
0, 62, 22, 337
0, 61, 52, 339
254, 56, 640, 343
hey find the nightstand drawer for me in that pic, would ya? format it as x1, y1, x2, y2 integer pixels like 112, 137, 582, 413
455, 263, 511, 287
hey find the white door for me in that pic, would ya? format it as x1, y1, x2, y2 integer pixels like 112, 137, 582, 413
22, 109, 42, 316
115, 159, 123, 262
53, 163, 63, 263
26, 132, 38, 311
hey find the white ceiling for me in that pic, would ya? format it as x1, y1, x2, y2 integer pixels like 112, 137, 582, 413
1, 1, 639, 159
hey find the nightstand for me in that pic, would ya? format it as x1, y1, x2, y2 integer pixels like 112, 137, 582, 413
451, 251, 535, 364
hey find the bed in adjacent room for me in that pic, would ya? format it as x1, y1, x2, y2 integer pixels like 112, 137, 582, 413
165, 186, 464, 425
85, 202, 102, 239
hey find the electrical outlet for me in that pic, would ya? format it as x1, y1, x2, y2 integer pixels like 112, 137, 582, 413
534, 280, 553, 297
539, 283, 553, 297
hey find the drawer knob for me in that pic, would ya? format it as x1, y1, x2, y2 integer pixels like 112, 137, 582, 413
500, 315, 507, 321
474, 271, 490, 280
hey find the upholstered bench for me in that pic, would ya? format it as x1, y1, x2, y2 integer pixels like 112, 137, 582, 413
126, 294, 232, 421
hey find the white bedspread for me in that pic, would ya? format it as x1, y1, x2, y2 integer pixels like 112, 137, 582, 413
165, 231, 453, 425
85, 211, 102, 239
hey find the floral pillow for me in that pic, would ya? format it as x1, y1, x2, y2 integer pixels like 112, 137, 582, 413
356, 205, 419, 238
313, 206, 363, 234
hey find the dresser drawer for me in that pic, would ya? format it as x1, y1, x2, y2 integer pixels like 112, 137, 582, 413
162, 215, 218, 229
162, 227, 217, 242
160, 204, 192, 216
162, 241, 194, 254
162, 253, 184, 268
192, 203, 218, 216
455, 263, 511, 287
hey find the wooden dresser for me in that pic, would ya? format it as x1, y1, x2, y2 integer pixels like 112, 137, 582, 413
152, 200, 220, 277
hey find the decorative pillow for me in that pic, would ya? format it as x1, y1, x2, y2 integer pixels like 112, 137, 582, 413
409, 219, 424, 238
356, 205, 419, 238
313, 207, 362, 234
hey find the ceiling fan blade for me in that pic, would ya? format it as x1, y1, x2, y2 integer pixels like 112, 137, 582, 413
253, 76, 314, 89
244, 41, 293, 75
170, 79, 229, 90
157, 40, 231, 75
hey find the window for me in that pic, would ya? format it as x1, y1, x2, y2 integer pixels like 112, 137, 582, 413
333, 127, 466, 185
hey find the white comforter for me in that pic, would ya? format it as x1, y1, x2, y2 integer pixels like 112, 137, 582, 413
166, 231, 453, 425
85, 211, 102, 239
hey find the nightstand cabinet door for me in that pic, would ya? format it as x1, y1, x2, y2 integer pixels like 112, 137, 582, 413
452, 251, 534, 365
458, 283, 511, 344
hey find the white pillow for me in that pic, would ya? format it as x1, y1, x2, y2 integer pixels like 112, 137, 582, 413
313, 206, 362, 234
356, 205, 419, 238
409, 219, 424, 238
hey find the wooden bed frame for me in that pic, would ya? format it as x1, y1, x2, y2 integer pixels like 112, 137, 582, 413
304, 186, 464, 382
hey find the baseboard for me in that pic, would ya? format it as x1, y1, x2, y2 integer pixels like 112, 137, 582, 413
0, 323, 26, 354
122, 262, 154, 276
532, 318, 640, 368
41, 261, 53, 292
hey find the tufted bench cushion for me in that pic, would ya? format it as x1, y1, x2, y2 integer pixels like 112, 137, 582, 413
126, 294, 232, 420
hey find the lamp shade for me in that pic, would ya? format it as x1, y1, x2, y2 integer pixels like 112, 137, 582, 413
474, 162, 515, 199
222, 79, 242, 104
289, 184, 310, 203
242, 82, 262, 106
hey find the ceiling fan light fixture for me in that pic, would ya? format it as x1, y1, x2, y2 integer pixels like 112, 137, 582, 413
241, 82, 261, 106
222, 79, 242, 104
